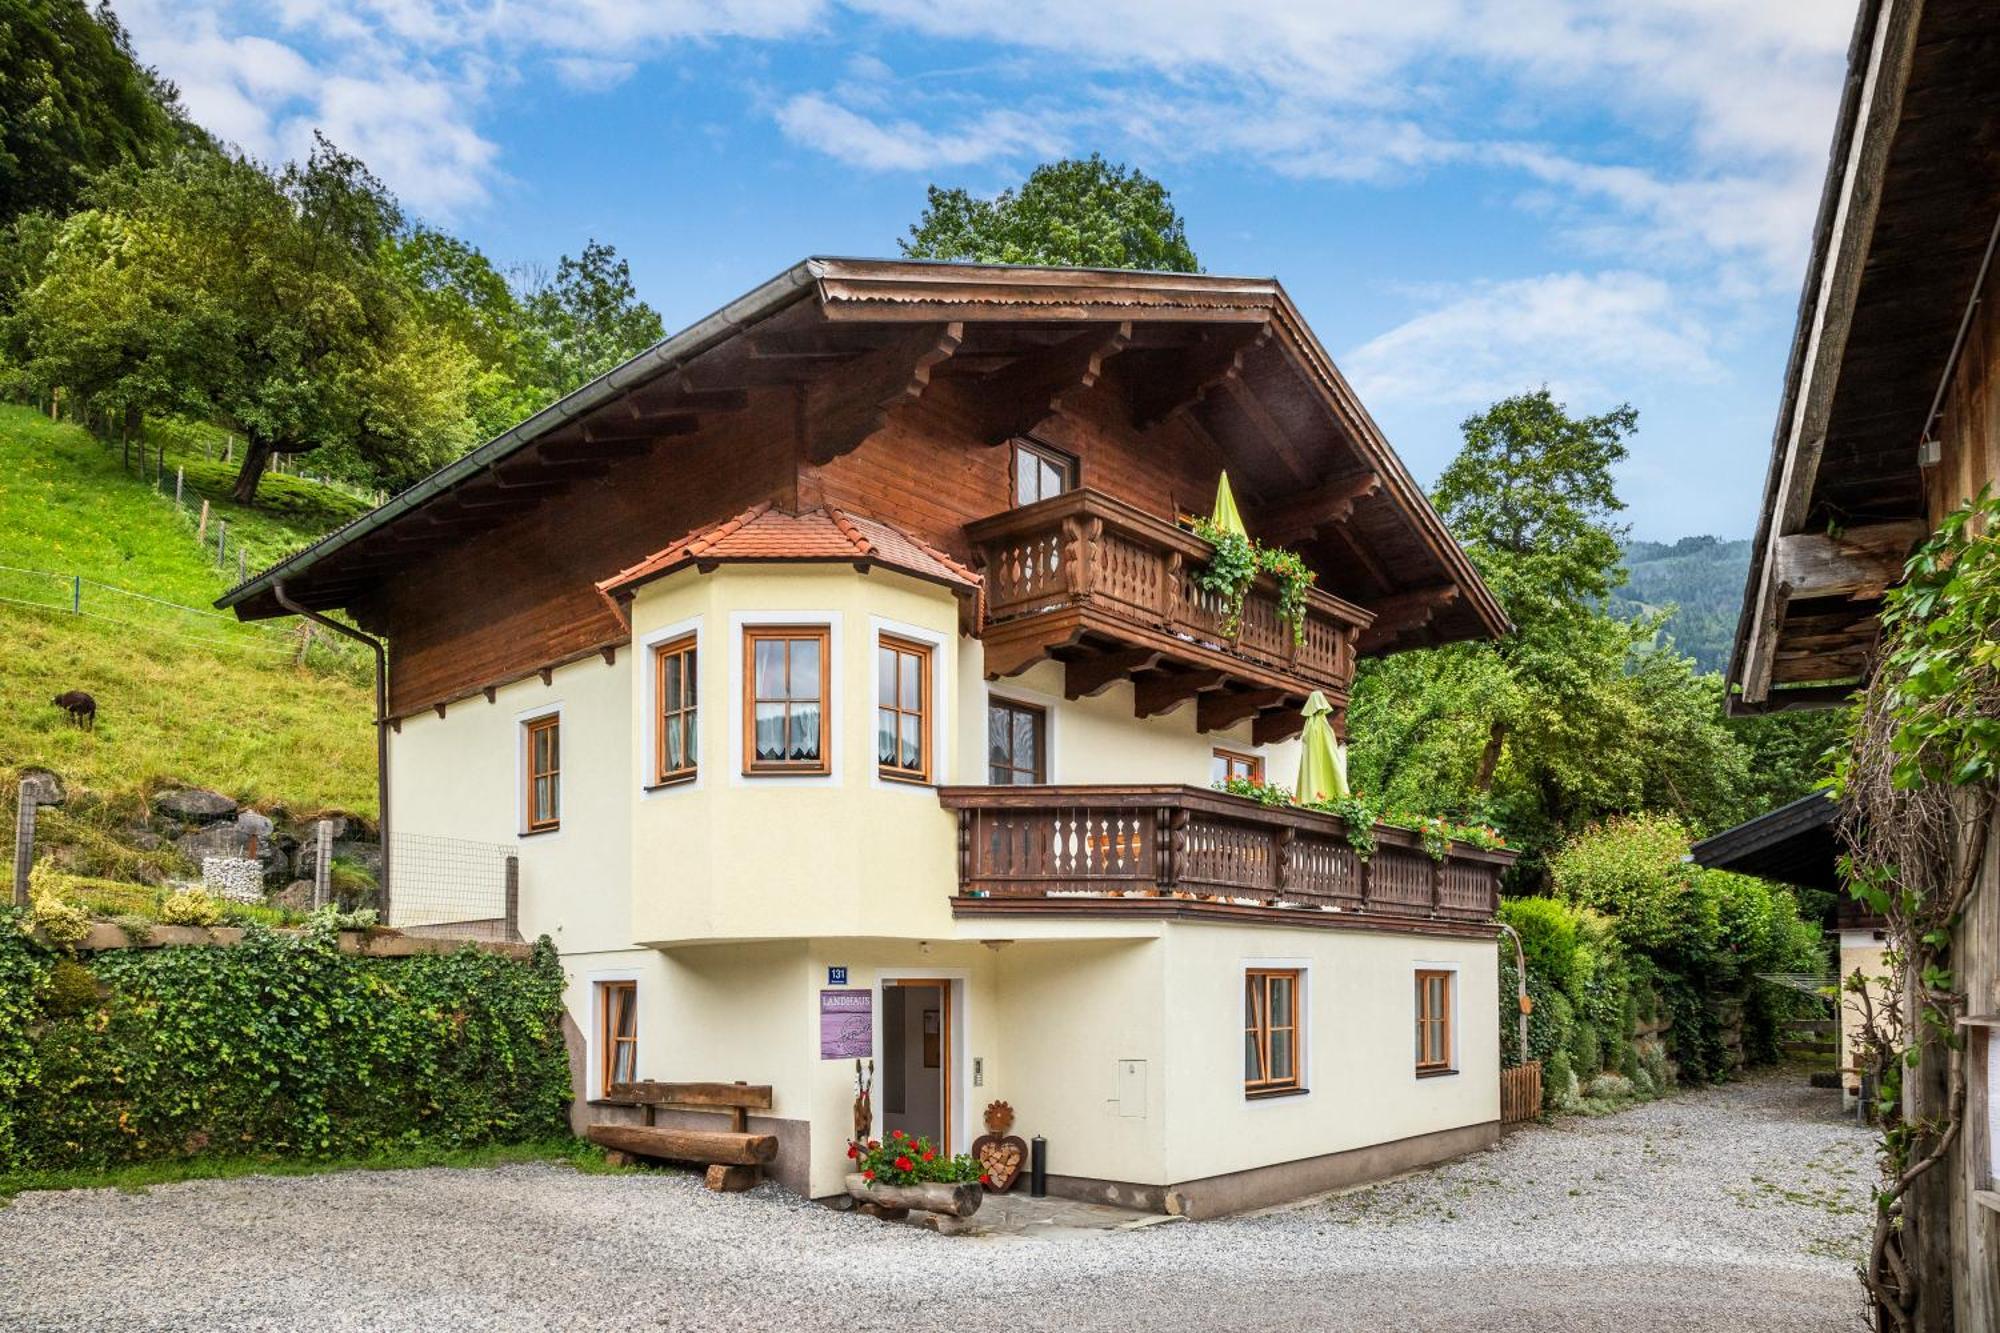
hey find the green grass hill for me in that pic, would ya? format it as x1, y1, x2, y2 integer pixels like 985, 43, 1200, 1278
0, 405, 376, 852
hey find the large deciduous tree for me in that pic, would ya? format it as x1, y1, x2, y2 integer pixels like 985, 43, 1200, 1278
901, 154, 1199, 272
4, 136, 478, 502
1348, 389, 1753, 880
516, 239, 665, 400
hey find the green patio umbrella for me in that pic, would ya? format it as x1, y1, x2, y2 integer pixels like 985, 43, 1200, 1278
1294, 690, 1351, 803
1209, 470, 1248, 538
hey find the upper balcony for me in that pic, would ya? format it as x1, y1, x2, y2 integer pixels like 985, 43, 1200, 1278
965, 490, 1373, 744
939, 785, 1508, 936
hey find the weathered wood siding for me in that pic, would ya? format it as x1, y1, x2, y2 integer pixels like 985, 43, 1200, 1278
378, 392, 797, 715
1929, 259, 2000, 1331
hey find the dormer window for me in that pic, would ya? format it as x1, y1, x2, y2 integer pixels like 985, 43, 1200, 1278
1012, 438, 1075, 507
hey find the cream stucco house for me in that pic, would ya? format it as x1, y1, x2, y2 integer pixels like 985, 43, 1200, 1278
223, 259, 1515, 1216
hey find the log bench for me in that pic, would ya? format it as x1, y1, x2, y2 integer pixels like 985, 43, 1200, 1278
587, 1081, 777, 1192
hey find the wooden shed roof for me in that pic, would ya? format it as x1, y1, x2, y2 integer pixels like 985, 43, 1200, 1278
1728, 0, 2000, 712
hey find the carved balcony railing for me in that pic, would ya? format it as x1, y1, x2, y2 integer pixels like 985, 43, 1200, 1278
964, 491, 1373, 732
938, 786, 1509, 928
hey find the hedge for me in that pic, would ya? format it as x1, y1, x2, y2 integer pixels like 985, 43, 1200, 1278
0, 912, 572, 1172
1504, 813, 1827, 1112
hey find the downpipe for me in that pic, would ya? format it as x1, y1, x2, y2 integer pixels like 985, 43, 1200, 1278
273, 581, 390, 922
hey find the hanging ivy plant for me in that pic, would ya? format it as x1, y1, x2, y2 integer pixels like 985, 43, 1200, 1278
1189, 517, 1318, 645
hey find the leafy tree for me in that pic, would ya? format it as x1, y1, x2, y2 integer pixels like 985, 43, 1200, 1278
901, 154, 1199, 272
0, 0, 194, 222
1349, 390, 1753, 880
384, 225, 547, 439
516, 239, 664, 400
4, 137, 478, 502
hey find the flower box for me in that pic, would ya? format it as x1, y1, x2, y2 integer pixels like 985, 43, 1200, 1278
845, 1173, 983, 1218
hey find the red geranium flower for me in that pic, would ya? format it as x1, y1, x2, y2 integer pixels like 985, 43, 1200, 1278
892, 1129, 904, 1139
921, 1149, 935, 1162
979, 1173, 992, 1186
846, 1143, 859, 1159
894, 1155, 914, 1172
862, 1168, 875, 1181
867, 1139, 880, 1149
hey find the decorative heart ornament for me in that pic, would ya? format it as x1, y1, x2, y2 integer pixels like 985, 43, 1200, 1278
970, 1134, 1028, 1192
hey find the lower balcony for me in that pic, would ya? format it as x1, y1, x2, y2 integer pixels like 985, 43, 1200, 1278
939, 785, 1510, 935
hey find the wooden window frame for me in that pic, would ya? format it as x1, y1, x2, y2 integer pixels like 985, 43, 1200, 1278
876, 635, 933, 785
597, 979, 637, 1095
1011, 437, 1076, 508
1416, 969, 1456, 1076
743, 625, 832, 776
1213, 747, 1263, 785
523, 713, 560, 834
653, 634, 698, 786
987, 697, 1048, 785
1245, 967, 1305, 1097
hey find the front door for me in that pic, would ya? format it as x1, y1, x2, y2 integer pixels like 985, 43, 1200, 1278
881, 979, 951, 1153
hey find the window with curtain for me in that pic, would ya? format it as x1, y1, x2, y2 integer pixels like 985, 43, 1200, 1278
1012, 438, 1075, 507
877, 636, 931, 783
1416, 969, 1455, 1074
654, 635, 697, 784
1245, 968, 1303, 1095
1211, 748, 1263, 785
598, 980, 637, 1092
524, 714, 560, 832
987, 699, 1046, 784
745, 626, 829, 773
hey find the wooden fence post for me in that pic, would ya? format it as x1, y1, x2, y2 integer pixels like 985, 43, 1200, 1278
12, 781, 36, 906
215, 519, 226, 568
71, 575, 80, 615
174, 466, 183, 508
196, 498, 209, 544
312, 819, 333, 909
504, 854, 520, 941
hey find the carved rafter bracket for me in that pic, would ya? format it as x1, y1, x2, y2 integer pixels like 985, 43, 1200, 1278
804, 321, 964, 464
1259, 472, 1383, 546
963, 321, 1133, 446
1355, 585, 1460, 654
1128, 324, 1271, 431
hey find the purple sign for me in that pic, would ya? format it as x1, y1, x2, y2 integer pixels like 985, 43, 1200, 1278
819, 988, 872, 1060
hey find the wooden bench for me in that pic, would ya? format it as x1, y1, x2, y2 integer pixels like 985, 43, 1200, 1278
587, 1081, 777, 1192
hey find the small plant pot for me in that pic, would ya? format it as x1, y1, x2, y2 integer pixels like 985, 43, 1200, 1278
845, 1173, 983, 1218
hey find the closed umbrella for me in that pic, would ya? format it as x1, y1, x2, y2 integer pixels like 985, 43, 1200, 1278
1294, 690, 1350, 803
1210, 471, 1248, 538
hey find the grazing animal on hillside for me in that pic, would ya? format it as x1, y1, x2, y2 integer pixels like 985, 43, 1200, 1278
52, 691, 95, 730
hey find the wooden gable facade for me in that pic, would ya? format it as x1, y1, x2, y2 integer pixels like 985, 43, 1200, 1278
221, 260, 1507, 735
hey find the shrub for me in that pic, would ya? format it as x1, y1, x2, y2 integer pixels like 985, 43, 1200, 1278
26, 877, 92, 950
1567, 1018, 1601, 1078
1500, 896, 1582, 998
0, 912, 571, 1172
44, 959, 101, 1015
157, 889, 222, 927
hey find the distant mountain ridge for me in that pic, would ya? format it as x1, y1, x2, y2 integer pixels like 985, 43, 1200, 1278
1610, 535, 1753, 675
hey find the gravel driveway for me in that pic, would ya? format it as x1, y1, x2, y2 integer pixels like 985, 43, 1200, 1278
0, 1070, 1873, 1332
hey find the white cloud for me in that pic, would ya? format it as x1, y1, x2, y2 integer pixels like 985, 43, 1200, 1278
550, 57, 638, 93
1342, 271, 1719, 409
774, 94, 1064, 171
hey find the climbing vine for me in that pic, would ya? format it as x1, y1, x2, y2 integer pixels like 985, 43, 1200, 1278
1190, 516, 1318, 644
1831, 486, 2000, 1333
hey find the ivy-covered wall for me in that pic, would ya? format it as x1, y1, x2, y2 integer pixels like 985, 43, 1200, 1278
0, 913, 572, 1172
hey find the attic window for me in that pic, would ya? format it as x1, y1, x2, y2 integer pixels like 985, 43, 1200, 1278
1012, 439, 1075, 507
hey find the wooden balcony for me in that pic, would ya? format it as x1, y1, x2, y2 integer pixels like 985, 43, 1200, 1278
964, 490, 1374, 744
939, 786, 1510, 935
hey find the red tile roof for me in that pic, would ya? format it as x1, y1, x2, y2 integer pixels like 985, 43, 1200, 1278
596, 502, 981, 598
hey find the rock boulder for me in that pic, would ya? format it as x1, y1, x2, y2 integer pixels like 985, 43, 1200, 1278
152, 788, 238, 825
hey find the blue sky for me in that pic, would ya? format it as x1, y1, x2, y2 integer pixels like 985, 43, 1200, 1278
122, 1, 1858, 540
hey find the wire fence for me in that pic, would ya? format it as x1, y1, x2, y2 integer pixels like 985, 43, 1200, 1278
0, 563, 366, 671
387, 831, 519, 941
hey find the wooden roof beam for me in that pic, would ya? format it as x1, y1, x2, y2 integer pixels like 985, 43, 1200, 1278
1127, 325, 1270, 430
962, 321, 1133, 446
1258, 471, 1383, 545
1356, 585, 1460, 653
803, 321, 964, 464
1213, 376, 1314, 486
1252, 707, 1307, 746
1772, 519, 1926, 601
